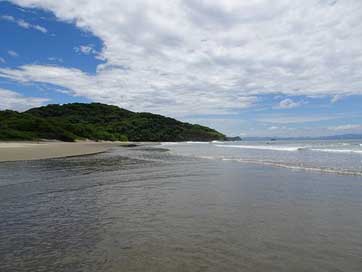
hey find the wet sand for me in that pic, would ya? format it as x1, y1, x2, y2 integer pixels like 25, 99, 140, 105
0, 141, 121, 162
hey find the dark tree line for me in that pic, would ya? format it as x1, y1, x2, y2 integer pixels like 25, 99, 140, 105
0, 103, 225, 142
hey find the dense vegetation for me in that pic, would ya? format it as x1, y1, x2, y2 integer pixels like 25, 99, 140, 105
0, 103, 225, 142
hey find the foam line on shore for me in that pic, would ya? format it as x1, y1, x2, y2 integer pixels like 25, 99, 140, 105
196, 155, 362, 176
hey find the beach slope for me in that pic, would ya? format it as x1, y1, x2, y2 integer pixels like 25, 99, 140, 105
0, 141, 118, 162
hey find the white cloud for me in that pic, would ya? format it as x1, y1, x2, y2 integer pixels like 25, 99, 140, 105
331, 94, 343, 103
74, 44, 104, 60
48, 57, 63, 62
8, 50, 18, 57
182, 117, 247, 136
258, 115, 340, 124
1, 14, 47, 33
2, 0, 362, 116
277, 98, 302, 109
0, 57, 5, 63
328, 124, 362, 131
0, 88, 49, 111
33, 24, 47, 33
0, 64, 257, 116
16, 18, 30, 28
74, 45, 96, 55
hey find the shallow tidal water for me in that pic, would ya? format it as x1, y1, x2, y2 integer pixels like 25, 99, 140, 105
1, 145, 362, 271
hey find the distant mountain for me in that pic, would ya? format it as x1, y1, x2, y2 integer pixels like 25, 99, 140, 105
318, 134, 362, 140
0, 103, 225, 142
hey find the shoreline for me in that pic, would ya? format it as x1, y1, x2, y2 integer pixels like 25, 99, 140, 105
0, 141, 125, 162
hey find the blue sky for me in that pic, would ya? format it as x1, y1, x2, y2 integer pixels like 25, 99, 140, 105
1, 0, 362, 137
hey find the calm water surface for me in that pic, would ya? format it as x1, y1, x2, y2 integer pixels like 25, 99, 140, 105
1, 145, 362, 271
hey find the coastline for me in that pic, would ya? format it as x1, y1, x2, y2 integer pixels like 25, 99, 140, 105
0, 141, 124, 162
2, 143, 362, 271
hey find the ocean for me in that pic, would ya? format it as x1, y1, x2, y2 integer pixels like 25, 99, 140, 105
1, 141, 362, 271
163, 140, 362, 176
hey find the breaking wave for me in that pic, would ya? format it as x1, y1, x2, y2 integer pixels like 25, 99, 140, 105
215, 144, 362, 154
311, 148, 362, 154
215, 144, 304, 152
197, 156, 362, 176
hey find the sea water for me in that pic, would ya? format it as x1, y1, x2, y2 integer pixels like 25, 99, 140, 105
1, 144, 362, 271
163, 140, 362, 175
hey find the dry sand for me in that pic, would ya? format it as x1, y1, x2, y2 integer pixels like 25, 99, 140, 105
0, 141, 120, 162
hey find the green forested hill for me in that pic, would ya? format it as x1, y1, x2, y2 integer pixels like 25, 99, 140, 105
0, 103, 225, 142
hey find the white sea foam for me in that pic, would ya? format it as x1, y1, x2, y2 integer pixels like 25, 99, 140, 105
341, 143, 350, 146
310, 148, 362, 154
185, 141, 210, 144
214, 144, 362, 155
160, 142, 180, 146
215, 144, 303, 152
231, 159, 362, 176
197, 155, 362, 176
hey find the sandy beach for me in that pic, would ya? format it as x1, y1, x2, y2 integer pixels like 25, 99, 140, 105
0, 141, 121, 162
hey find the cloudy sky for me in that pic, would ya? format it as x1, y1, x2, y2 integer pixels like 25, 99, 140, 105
1, 0, 362, 137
